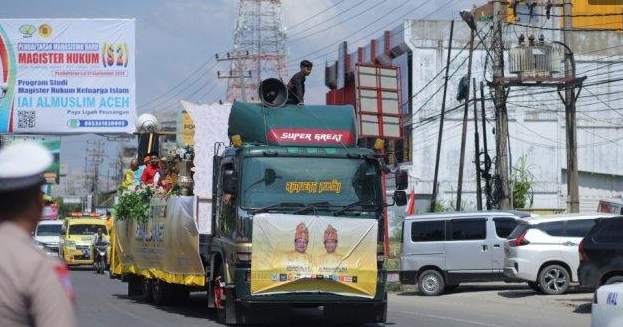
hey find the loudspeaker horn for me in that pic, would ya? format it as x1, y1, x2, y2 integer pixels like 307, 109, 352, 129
258, 78, 288, 107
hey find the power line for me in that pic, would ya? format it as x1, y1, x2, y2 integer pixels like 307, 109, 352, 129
138, 58, 216, 109
287, 0, 350, 31
288, 0, 390, 43
288, 0, 372, 38
505, 21, 623, 32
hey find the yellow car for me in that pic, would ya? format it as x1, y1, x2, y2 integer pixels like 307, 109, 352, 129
59, 216, 109, 267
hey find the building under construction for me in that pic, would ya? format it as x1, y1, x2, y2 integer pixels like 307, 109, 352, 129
325, 0, 623, 212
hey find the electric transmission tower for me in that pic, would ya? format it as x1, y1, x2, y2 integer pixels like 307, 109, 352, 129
218, 0, 288, 102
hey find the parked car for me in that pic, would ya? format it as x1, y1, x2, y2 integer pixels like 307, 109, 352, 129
504, 213, 618, 295
399, 210, 530, 296
578, 217, 623, 291
33, 219, 63, 255
591, 282, 623, 327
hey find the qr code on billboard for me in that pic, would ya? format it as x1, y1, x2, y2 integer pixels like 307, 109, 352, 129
17, 111, 37, 129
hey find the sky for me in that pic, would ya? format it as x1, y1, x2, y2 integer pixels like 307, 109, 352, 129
0, 0, 475, 194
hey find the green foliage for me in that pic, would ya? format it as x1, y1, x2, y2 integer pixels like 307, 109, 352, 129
512, 154, 534, 209
113, 188, 153, 225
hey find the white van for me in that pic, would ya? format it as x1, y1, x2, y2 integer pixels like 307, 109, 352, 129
400, 211, 530, 296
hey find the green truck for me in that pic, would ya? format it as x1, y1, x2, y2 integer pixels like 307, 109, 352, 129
207, 97, 407, 324
112, 80, 408, 324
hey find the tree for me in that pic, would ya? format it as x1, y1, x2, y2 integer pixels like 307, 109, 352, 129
512, 154, 534, 209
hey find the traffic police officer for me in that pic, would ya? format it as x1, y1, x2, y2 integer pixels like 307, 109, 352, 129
0, 142, 78, 327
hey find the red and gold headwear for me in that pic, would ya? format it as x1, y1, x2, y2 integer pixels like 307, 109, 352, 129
324, 224, 338, 242
295, 222, 309, 241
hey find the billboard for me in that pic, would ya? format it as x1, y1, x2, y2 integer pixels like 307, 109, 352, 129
251, 214, 378, 298
0, 19, 135, 134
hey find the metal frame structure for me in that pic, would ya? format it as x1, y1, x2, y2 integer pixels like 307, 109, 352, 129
354, 64, 403, 139
221, 0, 288, 103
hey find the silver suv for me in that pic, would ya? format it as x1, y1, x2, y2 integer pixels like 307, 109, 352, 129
399, 211, 529, 296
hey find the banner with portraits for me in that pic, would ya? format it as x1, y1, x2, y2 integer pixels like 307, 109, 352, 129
251, 213, 378, 298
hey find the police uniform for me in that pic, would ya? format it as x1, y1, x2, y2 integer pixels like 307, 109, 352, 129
0, 143, 78, 327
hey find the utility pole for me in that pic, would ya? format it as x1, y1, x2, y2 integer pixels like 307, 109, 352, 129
217, 51, 252, 102
562, 0, 579, 213
430, 20, 454, 212
492, 1, 511, 209
481, 82, 492, 210
472, 78, 483, 210
456, 26, 475, 211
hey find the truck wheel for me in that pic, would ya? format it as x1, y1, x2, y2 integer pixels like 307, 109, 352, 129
417, 270, 445, 296
152, 279, 173, 306
127, 275, 142, 297
538, 264, 570, 295
142, 277, 154, 303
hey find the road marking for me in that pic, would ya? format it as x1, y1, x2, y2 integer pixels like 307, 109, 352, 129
390, 310, 512, 327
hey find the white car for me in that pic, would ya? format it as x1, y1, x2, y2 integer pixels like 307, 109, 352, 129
592, 282, 623, 327
33, 220, 63, 255
504, 213, 618, 295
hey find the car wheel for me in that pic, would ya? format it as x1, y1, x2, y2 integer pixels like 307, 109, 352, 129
605, 275, 623, 285
417, 270, 445, 296
538, 265, 570, 295
528, 281, 542, 293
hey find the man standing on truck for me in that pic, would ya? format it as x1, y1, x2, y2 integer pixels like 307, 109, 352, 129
283, 222, 312, 270
286, 60, 313, 105
317, 225, 343, 270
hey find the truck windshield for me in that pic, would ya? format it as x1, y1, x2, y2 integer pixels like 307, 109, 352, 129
241, 157, 381, 210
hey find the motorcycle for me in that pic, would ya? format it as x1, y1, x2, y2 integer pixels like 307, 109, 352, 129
93, 241, 109, 274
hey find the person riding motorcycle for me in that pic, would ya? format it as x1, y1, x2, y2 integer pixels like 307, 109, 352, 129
92, 228, 110, 272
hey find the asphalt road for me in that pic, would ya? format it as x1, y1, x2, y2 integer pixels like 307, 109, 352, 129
71, 268, 591, 327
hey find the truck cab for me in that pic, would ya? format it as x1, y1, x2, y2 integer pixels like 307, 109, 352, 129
207, 101, 406, 324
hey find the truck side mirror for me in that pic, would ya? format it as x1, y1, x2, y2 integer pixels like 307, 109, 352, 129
395, 169, 408, 190
223, 169, 237, 194
393, 190, 407, 206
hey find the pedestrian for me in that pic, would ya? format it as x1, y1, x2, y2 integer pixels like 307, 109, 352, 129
0, 142, 78, 327
121, 158, 139, 190
286, 60, 313, 105
104, 211, 113, 232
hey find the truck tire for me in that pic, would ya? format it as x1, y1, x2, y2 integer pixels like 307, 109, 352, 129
538, 264, 570, 295
142, 277, 154, 303
417, 270, 445, 296
152, 279, 173, 306
127, 275, 142, 297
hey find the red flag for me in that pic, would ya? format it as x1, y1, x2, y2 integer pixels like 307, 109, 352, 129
405, 188, 416, 215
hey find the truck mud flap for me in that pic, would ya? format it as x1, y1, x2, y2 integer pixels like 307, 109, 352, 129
234, 302, 291, 325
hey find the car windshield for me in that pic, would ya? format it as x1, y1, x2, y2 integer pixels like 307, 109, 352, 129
240, 157, 381, 210
69, 224, 107, 235
36, 224, 62, 236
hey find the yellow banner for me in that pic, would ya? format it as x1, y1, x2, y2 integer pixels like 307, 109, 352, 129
113, 196, 205, 286
251, 214, 378, 298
